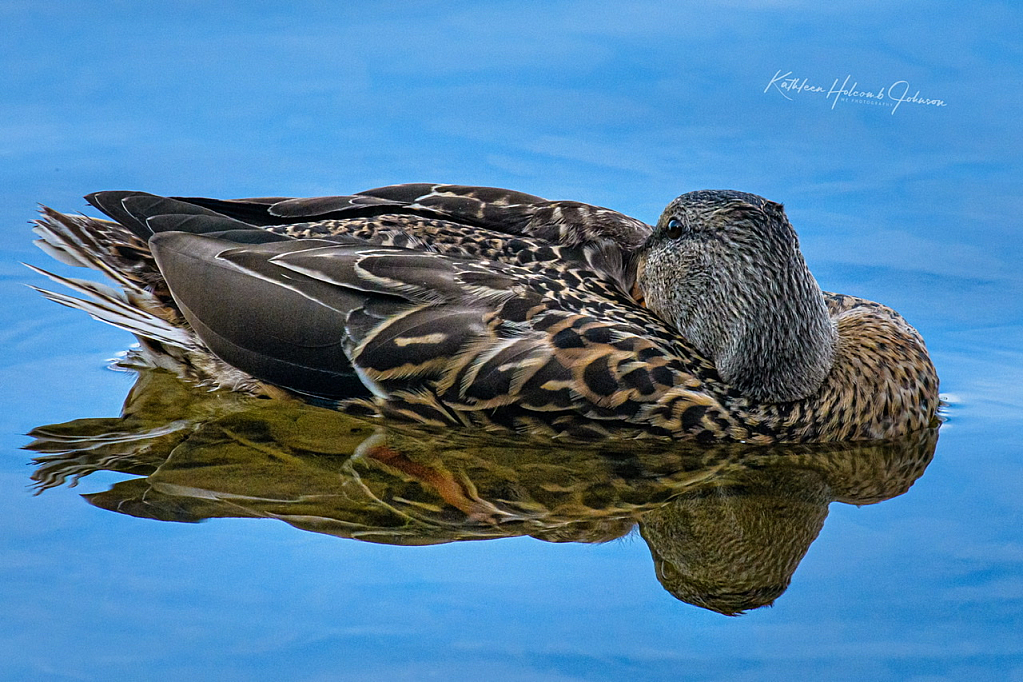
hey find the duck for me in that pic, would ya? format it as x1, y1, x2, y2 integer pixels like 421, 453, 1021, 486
29, 183, 939, 443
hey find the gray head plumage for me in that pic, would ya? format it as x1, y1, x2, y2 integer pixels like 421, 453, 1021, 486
637, 190, 837, 403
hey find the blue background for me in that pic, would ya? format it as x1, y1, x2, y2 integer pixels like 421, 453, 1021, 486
1, 2, 1021, 680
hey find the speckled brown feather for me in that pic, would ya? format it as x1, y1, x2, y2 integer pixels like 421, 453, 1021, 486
30, 184, 939, 443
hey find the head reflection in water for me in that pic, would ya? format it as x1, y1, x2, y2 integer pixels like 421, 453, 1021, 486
27, 368, 937, 616
640, 468, 831, 615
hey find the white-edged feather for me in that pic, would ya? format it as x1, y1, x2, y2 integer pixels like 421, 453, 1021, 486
25, 264, 195, 349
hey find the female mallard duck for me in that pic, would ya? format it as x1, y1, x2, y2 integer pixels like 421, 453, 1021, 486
30, 184, 939, 443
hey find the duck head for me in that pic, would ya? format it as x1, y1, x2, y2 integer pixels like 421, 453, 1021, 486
637, 190, 838, 403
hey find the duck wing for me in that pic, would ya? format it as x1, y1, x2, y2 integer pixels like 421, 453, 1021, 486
146, 227, 529, 403
88, 184, 652, 252
146, 221, 688, 434
85, 186, 653, 301
36, 195, 703, 436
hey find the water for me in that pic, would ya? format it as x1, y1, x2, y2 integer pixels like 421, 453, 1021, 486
2, 2, 1021, 680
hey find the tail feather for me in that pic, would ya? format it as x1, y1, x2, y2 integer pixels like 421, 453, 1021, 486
32, 207, 165, 295
25, 263, 196, 349
27, 206, 198, 350
28, 206, 274, 396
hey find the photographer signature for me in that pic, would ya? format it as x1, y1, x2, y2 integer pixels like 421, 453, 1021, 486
765, 71, 948, 114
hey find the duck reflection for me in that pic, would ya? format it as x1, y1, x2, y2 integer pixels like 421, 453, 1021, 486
27, 368, 937, 615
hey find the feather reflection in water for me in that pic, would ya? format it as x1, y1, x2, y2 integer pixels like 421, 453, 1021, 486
26, 368, 937, 615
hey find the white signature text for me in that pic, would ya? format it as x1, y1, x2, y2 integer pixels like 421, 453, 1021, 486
764, 71, 948, 114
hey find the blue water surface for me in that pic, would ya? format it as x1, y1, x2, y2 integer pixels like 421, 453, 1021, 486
1, 2, 1021, 681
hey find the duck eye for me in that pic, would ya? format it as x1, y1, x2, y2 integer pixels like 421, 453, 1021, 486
665, 218, 683, 239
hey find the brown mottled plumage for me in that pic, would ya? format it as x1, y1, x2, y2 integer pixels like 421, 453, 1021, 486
29, 184, 939, 443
